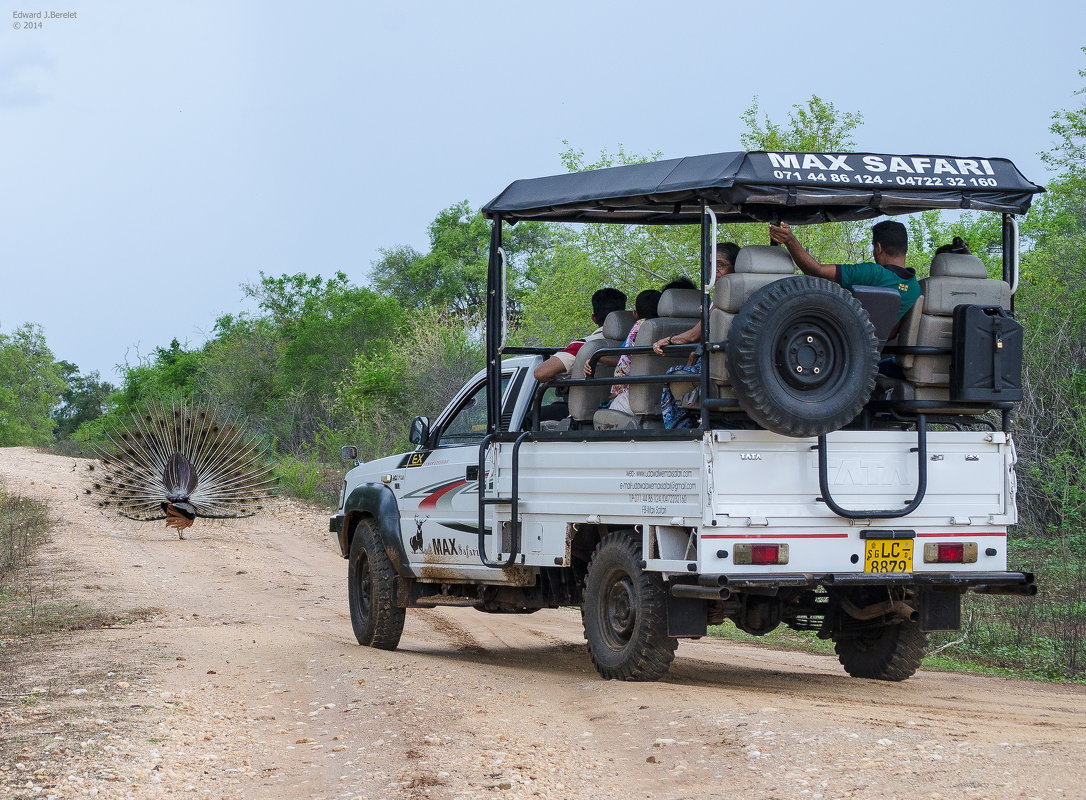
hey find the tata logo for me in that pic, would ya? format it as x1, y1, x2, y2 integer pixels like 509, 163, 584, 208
740, 453, 762, 461
831, 458, 907, 485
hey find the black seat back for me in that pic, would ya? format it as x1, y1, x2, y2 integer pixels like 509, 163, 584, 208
850, 285, 900, 342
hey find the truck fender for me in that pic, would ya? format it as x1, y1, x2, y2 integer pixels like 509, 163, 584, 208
343, 483, 415, 578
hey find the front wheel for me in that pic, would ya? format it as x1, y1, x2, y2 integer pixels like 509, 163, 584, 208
582, 532, 676, 681
834, 621, 928, 681
348, 518, 405, 650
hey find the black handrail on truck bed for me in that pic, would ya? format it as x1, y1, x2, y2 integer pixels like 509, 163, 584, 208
476, 430, 532, 568
816, 415, 929, 519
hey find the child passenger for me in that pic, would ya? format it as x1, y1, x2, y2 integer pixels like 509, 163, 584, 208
589, 289, 661, 416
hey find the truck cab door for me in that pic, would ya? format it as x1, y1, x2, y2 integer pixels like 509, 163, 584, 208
398, 368, 523, 568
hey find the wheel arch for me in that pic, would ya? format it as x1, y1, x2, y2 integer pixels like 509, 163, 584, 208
343, 483, 415, 577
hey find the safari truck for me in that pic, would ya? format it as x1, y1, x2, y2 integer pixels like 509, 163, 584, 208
330, 151, 1041, 682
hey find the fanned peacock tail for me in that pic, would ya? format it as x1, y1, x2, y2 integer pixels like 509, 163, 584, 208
91, 398, 277, 532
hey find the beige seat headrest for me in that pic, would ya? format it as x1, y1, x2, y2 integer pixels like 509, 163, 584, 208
734, 245, 796, 275
657, 288, 703, 318
601, 310, 635, 341
930, 253, 987, 279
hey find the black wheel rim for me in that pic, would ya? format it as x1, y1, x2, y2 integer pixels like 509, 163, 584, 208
357, 551, 373, 621
773, 315, 847, 397
599, 568, 636, 650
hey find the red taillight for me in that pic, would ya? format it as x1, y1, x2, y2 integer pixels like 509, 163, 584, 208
923, 541, 976, 564
751, 544, 780, 565
937, 543, 964, 563
732, 543, 789, 565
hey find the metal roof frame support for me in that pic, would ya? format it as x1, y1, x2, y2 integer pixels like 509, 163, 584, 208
486, 218, 503, 434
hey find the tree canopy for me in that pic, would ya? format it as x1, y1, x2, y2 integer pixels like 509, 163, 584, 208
0, 324, 66, 446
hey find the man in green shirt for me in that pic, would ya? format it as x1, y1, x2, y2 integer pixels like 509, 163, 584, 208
768, 219, 921, 326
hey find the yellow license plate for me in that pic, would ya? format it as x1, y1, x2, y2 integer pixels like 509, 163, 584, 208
864, 539, 914, 573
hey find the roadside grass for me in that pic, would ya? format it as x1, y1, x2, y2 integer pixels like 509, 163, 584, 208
40, 439, 97, 459
707, 623, 836, 656
274, 454, 343, 508
708, 597, 1086, 684
0, 487, 155, 659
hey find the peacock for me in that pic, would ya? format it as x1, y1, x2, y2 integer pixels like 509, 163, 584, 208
90, 399, 276, 538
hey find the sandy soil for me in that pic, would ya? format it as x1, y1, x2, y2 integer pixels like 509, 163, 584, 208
0, 446, 1084, 800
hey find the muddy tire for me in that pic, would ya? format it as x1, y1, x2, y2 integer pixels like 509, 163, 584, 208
348, 518, 405, 650
834, 621, 928, 681
582, 532, 677, 681
725, 275, 879, 437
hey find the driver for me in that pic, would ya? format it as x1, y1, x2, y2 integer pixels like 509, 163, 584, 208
769, 219, 921, 326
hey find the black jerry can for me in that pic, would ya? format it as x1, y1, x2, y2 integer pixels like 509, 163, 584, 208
950, 304, 1024, 402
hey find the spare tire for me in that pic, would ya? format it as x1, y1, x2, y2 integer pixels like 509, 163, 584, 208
725, 275, 879, 437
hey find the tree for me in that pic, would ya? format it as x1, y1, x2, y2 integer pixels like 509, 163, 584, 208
370, 201, 490, 316
112, 338, 203, 415
52, 362, 115, 441
197, 314, 281, 428
739, 95, 863, 153
740, 96, 871, 265
230, 271, 408, 453
264, 274, 407, 398
514, 95, 868, 345
335, 308, 483, 461
1010, 49, 1086, 535
0, 324, 65, 446
369, 201, 555, 322
904, 210, 1005, 277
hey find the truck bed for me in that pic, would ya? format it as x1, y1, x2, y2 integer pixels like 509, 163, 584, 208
493, 430, 1014, 577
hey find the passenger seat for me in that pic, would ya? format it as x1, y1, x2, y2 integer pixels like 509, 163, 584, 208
594, 289, 702, 429
890, 253, 1011, 403
567, 310, 635, 425
708, 245, 796, 399
627, 288, 703, 417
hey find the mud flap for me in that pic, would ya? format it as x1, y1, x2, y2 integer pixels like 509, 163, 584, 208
394, 576, 413, 609
918, 587, 961, 632
666, 594, 707, 637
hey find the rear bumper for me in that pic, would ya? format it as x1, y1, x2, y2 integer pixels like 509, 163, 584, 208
694, 571, 1035, 595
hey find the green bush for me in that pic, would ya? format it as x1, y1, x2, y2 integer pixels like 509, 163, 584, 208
273, 455, 342, 508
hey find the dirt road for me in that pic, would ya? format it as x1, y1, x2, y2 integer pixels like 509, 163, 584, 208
1, 447, 1084, 800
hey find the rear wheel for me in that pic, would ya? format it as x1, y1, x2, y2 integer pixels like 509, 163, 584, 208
348, 518, 405, 650
582, 532, 676, 681
834, 621, 928, 681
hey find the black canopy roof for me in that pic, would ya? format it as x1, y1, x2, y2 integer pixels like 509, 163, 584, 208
482, 151, 1045, 225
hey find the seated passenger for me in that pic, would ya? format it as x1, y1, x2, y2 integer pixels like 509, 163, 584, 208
935, 236, 970, 256
649, 243, 740, 428
770, 219, 923, 382
534, 287, 628, 385
769, 219, 921, 326
598, 289, 661, 416
661, 276, 696, 293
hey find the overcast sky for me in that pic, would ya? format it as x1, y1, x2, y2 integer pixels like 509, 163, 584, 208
2, 0, 1084, 381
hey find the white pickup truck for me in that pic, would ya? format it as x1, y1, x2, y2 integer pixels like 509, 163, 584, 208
330, 150, 1040, 682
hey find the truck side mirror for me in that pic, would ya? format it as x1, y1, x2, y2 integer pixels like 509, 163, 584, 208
409, 416, 430, 446
340, 445, 358, 463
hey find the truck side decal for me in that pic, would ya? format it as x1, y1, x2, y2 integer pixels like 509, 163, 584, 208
402, 477, 479, 509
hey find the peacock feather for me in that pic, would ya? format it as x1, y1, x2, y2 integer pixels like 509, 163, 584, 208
90, 399, 276, 537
